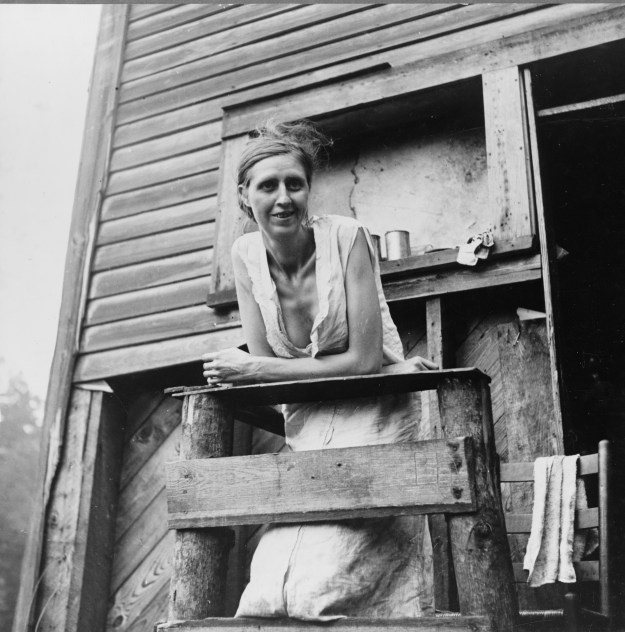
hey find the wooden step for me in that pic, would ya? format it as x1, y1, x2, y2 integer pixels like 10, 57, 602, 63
156, 616, 492, 631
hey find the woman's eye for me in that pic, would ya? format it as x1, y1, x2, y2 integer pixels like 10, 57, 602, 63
287, 180, 304, 191
259, 181, 276, 191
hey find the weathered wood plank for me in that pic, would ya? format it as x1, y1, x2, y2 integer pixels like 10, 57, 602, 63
171, 369, 489, 407
222, 5, 620, 137
538, 91, 625, 118
121, 396, 182, 491
129, 4, 177, 22
89, 250, 212, 299
169, 394, 234, 620
123, 4, 367, 84
110, 124, 220, 170
102, 171, 217, 221
116, 425, 180, 542
81, 303, 239, 353
155, 616, 492, 631
167, 437, 475, 529
107, 531, 175, 632
126, 5, 298, 63
97, 197, 216, 246
75, 327, 245, 382
12, 8, 129, 632
523, 68, 565, 452
127, 4, 231, 41
505, 508, 598, 534
86, 276, 210, 326
383, 254, 542, 303
35, 390, 125, 632
500, 454, 599, 482
93, 222, 215, 271
483, 67, 534, 243
513, 561, 599, 583
107, 149, 220, 196
111, 488, 169, 594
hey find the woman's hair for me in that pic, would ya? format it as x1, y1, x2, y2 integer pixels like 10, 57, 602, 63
236, 120, 332, 218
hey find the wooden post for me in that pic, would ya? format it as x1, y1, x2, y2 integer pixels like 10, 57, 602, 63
168, 394, 234, 620
437, 375, 517, 631
425, 297, 457, 612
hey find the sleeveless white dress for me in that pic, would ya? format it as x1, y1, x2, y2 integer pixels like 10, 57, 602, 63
233, 215, 434, 620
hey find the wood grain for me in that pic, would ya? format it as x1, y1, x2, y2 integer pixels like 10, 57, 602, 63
167, 437, 475, 529
75, 327, 245, 382
89, 250, 212, 299
155, 616, 492, 631
86, 276, 210, 326
501, 454, 599, 481
102, 171, 217, 221
93, 222, 215, 271
97, 197, 216, 246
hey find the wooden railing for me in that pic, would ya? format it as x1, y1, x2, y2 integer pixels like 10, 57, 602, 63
160, 369, 518, 632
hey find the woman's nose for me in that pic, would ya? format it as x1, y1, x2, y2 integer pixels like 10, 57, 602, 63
276, 183, 291, 205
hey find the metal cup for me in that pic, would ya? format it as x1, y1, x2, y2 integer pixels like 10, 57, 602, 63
385, 230, 411, 260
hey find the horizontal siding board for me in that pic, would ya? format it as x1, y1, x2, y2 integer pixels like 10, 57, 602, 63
89, 250, 212, 299
110, 123, 220, 171
107, 148, 220, 196
114, 101, 222, 147
80, 303, 240, 353
93, 222, 215, 271
120, 4, 450, 103
74, 327, 245, 382
125, 4, 301, 65
126, 4, 232, 41
116, 4, 530, 125
224, 4, 617, 136
97, 197, 216, 245
86, 276, 210, 327
102, 171, 217, 221
128, 5, 178, 22
122, 4, 373, 86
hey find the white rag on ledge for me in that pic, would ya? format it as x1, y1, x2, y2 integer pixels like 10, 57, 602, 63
523, 455, 579, 587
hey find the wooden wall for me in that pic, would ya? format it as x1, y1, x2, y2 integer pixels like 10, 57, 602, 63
74, 2, 572, 384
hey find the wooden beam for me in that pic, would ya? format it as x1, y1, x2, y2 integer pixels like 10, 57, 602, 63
437, 375, 518, 631
12, 8, 129, 632
169, 369, 489, 407
30, 389, 125, 632
482, 66, 534, 241
167, 437, 476, 529
523, 68, 565, 452
169, 395, 234, 620
505, 508, 598, 534
155, 616, 492, 631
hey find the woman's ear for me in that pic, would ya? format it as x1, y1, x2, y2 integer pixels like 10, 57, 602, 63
238, 184, 249, 209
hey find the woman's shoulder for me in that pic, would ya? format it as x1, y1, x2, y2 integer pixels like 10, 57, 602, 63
231, 230, 262, 258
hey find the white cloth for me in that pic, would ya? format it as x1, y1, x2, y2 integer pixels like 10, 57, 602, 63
233, 215, 434, 619
523, 455, 579, 587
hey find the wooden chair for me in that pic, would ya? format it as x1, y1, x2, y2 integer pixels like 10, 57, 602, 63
500, 440, 612, 631
157, 369, 520, 632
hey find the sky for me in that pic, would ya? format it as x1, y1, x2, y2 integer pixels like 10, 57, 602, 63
0, 5, 102, 412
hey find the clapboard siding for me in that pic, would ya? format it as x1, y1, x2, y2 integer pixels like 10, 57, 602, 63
122, 4, 374, 88
86, 276, 210, 326
110, 123, 220, 170
93, 222, 214, 271
128, 5, 177, 22
97, 197, 215, 245
89, 250, 212, 299
81, 303, 239, 353
102, 171, 217, 221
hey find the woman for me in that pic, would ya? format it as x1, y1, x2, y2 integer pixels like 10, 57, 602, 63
202, 121, 435, 620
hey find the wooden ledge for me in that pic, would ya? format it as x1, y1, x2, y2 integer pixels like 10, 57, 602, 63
166, 368, 489, 406
156, 615, 491, 631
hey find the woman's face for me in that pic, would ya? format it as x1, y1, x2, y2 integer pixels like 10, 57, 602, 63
239, 153, 310, 240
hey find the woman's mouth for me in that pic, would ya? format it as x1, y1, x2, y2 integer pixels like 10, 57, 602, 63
272, 211, 295, 219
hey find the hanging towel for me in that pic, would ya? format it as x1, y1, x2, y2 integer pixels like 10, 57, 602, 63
523, 455, 579, 587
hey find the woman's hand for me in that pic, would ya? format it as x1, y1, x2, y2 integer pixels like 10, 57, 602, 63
381, 356, 439, 374
202, 347, 260, 385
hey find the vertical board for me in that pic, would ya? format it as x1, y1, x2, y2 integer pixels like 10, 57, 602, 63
482, 66, 534, 242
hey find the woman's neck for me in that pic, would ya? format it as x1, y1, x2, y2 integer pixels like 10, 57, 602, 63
263, 224, 315, 280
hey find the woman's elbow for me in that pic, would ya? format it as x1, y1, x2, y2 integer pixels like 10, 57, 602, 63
354, 352, 383, 375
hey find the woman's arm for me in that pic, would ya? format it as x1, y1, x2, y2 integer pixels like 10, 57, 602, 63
203, 229, 383, 384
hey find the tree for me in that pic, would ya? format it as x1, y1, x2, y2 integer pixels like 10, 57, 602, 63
0, 373, 42, 629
